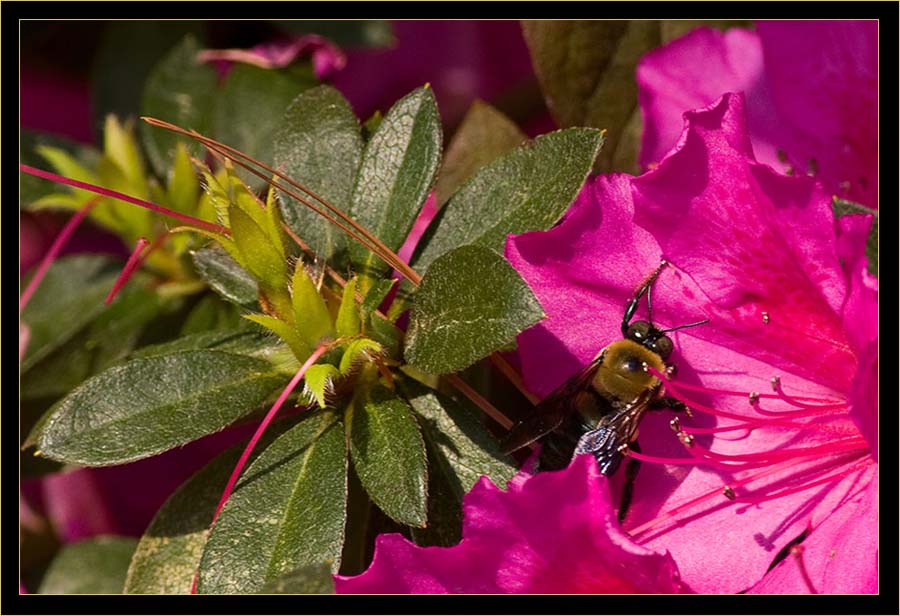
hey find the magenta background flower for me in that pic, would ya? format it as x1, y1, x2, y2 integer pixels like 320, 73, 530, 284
198, 34, 347, 80
335, 454, 686, 594
638, 21, 877, 208
506, 93, 876, 593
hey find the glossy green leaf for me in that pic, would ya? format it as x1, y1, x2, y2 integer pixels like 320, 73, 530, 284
124, 422, 293, 594
273, 86, 363, 262
191, 246, 259, 308
30, 350, 287, 466
832, 198, 878, 277
22, 283, 165, 400
141, 35, 217, 175
360, 278, 396, 319
335, 278, 361, 338
21, 255, 126, 371
38, 536, 137, 594
411, 128, 602, 273
345, 386, 427, 527
406, 245, 544, 374
348, 86, 442, 283
522, 20, 658, 172
212, 64, 316, 189
229, 204, 288, 289
291, 262, 335, 347
131, 328, 280, 360
197, 413, 347, 594
403, 381, 517, 545
434, 100, 527, 207
258, 563, 336, 594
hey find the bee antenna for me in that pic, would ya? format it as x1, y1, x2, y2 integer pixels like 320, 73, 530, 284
661, 318, 710, 334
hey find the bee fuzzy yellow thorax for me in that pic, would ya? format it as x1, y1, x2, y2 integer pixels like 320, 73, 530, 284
593, 339, 666, 403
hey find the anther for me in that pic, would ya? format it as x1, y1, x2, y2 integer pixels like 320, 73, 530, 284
723, 485, 736, 500
748, 391, 760, 406
669, 417, 681, 433
761, 311, 770, 324
617, 444, 631, 456
770, 376, 781, 392
665, 364, 677, 378
678, 432, 695, 447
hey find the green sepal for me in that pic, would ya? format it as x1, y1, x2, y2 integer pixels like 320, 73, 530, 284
335, 277, 361, 338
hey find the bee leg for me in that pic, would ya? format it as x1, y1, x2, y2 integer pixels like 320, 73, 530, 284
650, 397, 689, 413
618, 441, 641, 524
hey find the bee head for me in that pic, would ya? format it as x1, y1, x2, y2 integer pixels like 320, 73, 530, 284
624, 320, 674, 359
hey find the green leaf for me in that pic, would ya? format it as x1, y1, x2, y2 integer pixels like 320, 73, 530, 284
229, 204, 288, 288
402, 381, 518, 545
141, 35, 218, 176
123, 420, 294, 594
335, 278, 361, 338
191, 245, 259, 308
38, 536, 137, 594
832, 198, 878, 277
131, 328, 279, 360
345, 386, 427, 527
411, 128, 602, 273
212, 64, 317, 189
273, 85, 363, 262
338, 338, 383, 375
522, 20, 659, 172
168, 141, 202, 215
22, 283, 165, 400
348, 86, 443, 283
180, 294, 242, 335
360, 277, 396, 319
291, 261, 335, 347
21, 130, 100, 206
197, 413, 347, 594
406, 245, 544, 374
21, 255, 126, 371
434, 100, 527, 207
303, 364, 341, 409
30, 350, 287, 466
244, 313, 311, 362
103, 115, 148, 195
258, 563, 336, 594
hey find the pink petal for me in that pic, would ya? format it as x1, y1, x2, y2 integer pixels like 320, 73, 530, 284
637, 27, 783, 170
632, 93, 853, 392
757, 21, 877, 207
199, 35, 346, 80
335, 455, 686, 594
748, 472, 877, 593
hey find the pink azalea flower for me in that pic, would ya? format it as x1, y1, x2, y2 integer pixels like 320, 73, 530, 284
505, 93, 876, 594
198, 34, 347, 80
335, 455, 686, 594
637, 21, 877, 208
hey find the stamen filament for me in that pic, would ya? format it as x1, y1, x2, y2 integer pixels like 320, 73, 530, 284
105, 237, 150, 304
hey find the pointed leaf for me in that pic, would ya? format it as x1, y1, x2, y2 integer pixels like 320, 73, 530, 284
345, 386, 427, 527
229, 205, 288, 288
434, 100, 526, 207
522, 20, 659, 172
141, 35, 217, 175
244, 313, 312, 362
303, 364, 341, 408
30, 351, 287, 466
291, 262, 335, 347
168, 141, 201, 215
348, 86, 442, 282
338, 338, 383, 375
197, 414, 347, 594
38, 536, 138, 594
273, 85, 363, 262
360, 277, 396, 319
406, 245, 544, 374
335, 278, 361, 338
411, 128, 602, 273
124, 422, 294, 594
103, 115, 147, 195
191, 246, 259, 308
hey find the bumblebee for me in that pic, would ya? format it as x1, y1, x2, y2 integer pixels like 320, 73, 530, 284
502, 260, 707, 522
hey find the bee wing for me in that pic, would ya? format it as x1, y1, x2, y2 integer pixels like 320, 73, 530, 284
500, 356, 603, 455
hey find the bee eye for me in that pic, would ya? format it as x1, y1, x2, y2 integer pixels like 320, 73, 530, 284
652, 336, 674, 359
626, 321, 652, 342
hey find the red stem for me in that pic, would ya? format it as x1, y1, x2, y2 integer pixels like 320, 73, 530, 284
20, 164, 229, 235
